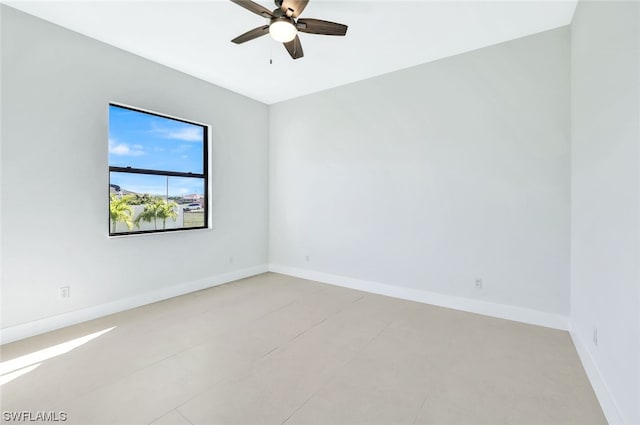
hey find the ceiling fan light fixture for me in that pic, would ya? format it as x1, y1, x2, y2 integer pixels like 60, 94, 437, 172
230, 0, 348, 60
269, 18, 297, 43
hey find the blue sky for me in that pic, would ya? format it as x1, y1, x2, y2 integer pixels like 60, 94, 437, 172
109, 105, 206, 196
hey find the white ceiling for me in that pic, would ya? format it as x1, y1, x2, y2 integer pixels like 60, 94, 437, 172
5, 0, 577, 104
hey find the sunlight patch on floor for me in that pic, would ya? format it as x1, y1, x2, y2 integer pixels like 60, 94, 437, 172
0, 363, 41, 386
0, 327, 115, 385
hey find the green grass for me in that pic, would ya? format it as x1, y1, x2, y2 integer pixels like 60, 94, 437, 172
183, 211, 205, 228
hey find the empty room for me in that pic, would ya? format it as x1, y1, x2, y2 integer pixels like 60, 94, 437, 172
0, 0, 638, 424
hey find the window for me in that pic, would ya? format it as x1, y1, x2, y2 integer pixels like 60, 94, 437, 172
108, 103, 208, 235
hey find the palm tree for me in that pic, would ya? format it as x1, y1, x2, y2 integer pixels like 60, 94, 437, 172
134, 197, 178, 230
130, 193, 154, 205
109, 194, 134, 233
157, 200, 179, 229
135, 200, 162, 230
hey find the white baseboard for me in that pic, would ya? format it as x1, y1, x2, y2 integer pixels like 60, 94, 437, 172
570, 328, 626, 425
268, 264, 569, 331
0, 265, 268, 345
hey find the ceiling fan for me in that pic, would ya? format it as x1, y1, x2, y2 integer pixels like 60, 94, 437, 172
230, 0, 348, 60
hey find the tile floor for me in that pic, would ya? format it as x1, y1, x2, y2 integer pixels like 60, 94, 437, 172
0, 273, 606, 425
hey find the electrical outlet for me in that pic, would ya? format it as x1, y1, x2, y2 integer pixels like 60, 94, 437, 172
593, 327, 598, 346
59, 286, 70, 299
229, 256, 233, 264
305, 255, 310, 262
474, 278, 483, 289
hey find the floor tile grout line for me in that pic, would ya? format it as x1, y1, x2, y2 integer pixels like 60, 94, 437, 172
176, 407, 195, 425
280, 390, 316, 425
280, 313, 398, 425
254, 298, 299, 321
289, 316, 329, 342
168, 295, 394, 424
351, 295, 366, 304
147, 407, 174, 425
279, 340, 367, 425
147, 406, 195, 425
262, 293, 369, 359
48, 284, 292, 409
333, 314, 397, 372
172, 364, 262, 416
270, 293, 398, 370
171, 292, 379, 425
247, 279, 339, 324
173, 294, 339, 415
261, 345, 281, 358
15, 291, 408, 420
120, 283, 315, 392
47, 290, 303, 416
49, 339, 205, 416
412, 395, 428, 425
47, 336, 206, 415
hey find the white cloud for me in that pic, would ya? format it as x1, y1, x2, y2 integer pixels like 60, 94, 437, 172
109, 139, 145, 156
151, 124, 202, 142
167, 127, 202, 142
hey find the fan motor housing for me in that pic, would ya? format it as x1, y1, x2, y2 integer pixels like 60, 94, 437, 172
230, 0, 348, 60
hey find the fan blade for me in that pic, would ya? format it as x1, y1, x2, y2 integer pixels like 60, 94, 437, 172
283, 35, 304, 59
280, 0, 308, 17
230, 0, 274, 18
231, 25, 270, 44
296, 18, 348, 36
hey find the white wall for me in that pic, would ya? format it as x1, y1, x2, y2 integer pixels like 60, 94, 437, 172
270, 28, 570, 320
0, 6, 269, 337
570, 1, 640, 424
